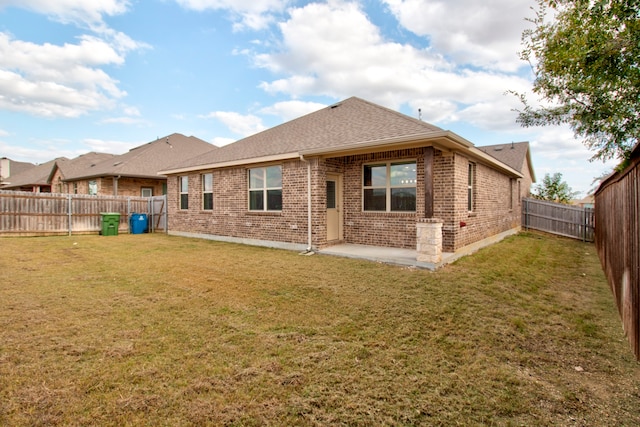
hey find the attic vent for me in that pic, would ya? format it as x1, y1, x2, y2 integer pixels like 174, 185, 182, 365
90, 164, 96, 167
493, 147, 503, 152
330, 103, 341, 109
113, 161, 123, 166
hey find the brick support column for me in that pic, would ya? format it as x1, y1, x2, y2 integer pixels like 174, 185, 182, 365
416, 218, 443, 263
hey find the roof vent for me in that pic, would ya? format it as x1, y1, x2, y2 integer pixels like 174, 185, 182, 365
113, 161, 122, 166
330, 103, 341, 109
494, 147, 503, 152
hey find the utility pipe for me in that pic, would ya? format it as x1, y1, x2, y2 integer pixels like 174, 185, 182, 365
299, 154, 313, 252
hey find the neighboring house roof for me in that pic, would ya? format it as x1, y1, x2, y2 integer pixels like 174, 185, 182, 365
50, 152, 116, 182
1, 157, 36, 180
1, 158, 66, 189
572, 195, 595, 206
162, 97, 524, 178
478, 141, 536, 182
64, 133, 215, 180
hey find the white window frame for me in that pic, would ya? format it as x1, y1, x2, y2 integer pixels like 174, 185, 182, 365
179, 176, 189, 210
363, 160, 417, 212
248, 166, 282, 212
202, 173, 213, 210
141, 187, 153, 198
468, 163, 476, 212
88, 180, 97, 196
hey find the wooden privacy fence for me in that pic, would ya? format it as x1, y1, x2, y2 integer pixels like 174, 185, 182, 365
0, 190, 167, 236
522, 198, 595, 242
595, 145, 640, 361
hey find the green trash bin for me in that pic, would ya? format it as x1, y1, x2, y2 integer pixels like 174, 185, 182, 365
100, 212, 121, 236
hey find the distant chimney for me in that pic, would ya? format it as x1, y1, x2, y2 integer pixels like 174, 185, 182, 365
418, 108, 422, 121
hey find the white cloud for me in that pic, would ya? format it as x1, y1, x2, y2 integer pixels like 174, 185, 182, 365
0, 138, 84, 162
0, 33, 130, 117
254, 0, 531, 131
200, 111, 266, 137
259, 100, 326, 122
83, 138, 139, 154
382, 0, 535, 72
212, 136, 236, 147
0, 0, 130, 27
175, 0, 289, 30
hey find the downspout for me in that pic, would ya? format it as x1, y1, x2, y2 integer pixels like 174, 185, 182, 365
299, 154, 313, 252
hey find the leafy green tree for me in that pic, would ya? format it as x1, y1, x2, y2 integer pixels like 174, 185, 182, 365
513, 0, 640, 162
533, 172, 580, 203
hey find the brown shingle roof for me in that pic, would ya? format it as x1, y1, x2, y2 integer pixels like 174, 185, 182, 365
1, 158, 66, 189
65, 133, 215, 180
478, 141, 536, 181
54, 152, 116, 181
174, 97, 443, 169
1, 158, 36, 177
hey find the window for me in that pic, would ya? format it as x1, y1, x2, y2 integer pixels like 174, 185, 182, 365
73, 182, 78, 194
141, 187, 153, 197
179, 176, 188, 210
363, 161, 416, 212
249, 166, 282, 211
88, 180, 97, 196
509, 179, 514, 210
467, 163, 476, 212
202, 173, 213, 210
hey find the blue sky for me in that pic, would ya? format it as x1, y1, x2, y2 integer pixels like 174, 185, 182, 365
0, 0, 616, 196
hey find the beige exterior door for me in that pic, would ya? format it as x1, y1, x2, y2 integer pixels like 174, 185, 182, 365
326, 173, 342, 242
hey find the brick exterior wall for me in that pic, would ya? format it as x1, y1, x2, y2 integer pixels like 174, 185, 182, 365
167, 147, 527, 253
51, 168, 166, 196
168, 160, 312, 246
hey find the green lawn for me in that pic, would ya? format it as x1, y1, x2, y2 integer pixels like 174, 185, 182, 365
0, 232, 638, 426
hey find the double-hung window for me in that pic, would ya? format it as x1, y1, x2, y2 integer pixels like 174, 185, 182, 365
468, 163, 476, 212
179, 176, 189, 210
363, 161, 416, 212
249, 166, 282, 211
88, 180, 97, 196
202, 173, 213, 210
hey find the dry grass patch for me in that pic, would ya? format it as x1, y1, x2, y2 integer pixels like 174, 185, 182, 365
0, 232, 638, 425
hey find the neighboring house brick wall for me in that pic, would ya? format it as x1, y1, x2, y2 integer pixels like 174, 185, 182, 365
101, 177, 165, 197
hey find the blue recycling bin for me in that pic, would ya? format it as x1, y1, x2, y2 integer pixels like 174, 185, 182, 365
129, 213, 148, 234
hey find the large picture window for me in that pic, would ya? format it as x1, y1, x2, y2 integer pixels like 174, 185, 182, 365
179, 176, 189, 210
363, 161, 416, 212
202, 173, 213, 210
249, 166, 282, 211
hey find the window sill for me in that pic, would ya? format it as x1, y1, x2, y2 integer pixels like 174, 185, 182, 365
467, 212, 477, 218
362, 211, 417, 216
247, 211, 282, 216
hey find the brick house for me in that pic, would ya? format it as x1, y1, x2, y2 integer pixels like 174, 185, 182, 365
49, 133, 214, 197
0, 157, 36, 187
0, 158, 62, 192
161, 97, 534, 262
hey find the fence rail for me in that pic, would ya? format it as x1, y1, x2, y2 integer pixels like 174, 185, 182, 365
522, 198, 595, 242
0, 190, 167, 236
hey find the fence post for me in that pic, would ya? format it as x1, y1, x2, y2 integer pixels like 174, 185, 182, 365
68, 194, 72, 236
